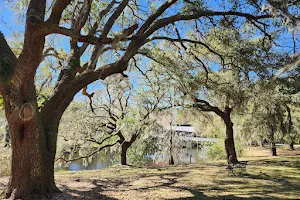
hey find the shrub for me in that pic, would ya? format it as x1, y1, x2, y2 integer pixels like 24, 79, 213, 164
207, 139, 244, 161
207, 140, 226, 160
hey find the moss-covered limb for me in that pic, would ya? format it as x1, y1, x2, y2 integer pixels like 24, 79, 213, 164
0, 32, 17, 82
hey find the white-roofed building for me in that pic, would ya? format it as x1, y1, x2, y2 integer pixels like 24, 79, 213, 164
164, 124, 219, 143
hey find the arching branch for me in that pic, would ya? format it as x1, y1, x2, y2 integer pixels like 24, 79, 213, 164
136, 0, 178, 35
101, 0, 130, 37
145, 10, 271, 38
47, 0, 72, 24
14, 0, 46, 82
55, 140, 119, 163
0, 32, 17, 87
79, 0, 117, 56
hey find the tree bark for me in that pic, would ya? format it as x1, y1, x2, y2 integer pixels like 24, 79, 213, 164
118, 131, 139, 165
271, 142, 277, 156
222, 107, 239, 164
168, 123, 174, 165
193, 98, 239, 164
269, 127, 277, 156
169, 128, 174, 165
5, 124, 59, 199
2, 81, 60, 199
290, 142, 295, 150
169, 155, 175, 165
121, 143, 129, 165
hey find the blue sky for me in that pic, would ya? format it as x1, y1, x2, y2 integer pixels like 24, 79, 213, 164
0, 7, 21, 37
0, 1, 299, 103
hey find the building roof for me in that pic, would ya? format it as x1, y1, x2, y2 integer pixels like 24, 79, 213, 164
164, 125, 219, 143
164, 125, 195, 133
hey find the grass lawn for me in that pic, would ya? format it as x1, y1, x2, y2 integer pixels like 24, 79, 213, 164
0, 146, 299, 199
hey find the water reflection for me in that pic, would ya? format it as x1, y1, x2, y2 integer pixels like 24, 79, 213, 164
67, 155, 112, 171
56, 151, 115, 171
56, 148, 208, 171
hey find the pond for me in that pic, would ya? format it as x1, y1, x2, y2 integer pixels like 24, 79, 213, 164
56, 148, 209, 171
56, 151, 116, 171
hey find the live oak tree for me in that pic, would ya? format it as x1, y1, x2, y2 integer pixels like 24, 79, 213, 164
243, 77, 300, 155
284, 107, 300, 150
56, 100, 120, 166
277, 71, 300, 150
103, 80, 165, 165
242, 82, 287, 156
62, 74, 165, 166
281, 103, 300, 150
238, 29, 300, 152
56, 63, 167, 165
0, 0, 298, 198
141, 25, 284, 163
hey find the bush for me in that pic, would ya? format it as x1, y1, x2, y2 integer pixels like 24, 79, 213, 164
207, 139, 244, 161
207, 140, 226, 160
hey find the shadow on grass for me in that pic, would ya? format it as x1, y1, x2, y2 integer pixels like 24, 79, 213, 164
238, 171, 300, 191
50, 167, 298, 199
254, 158, 300, 169
174, 187, 286, 200
124, 171, 286, 200
26, 156, 300, 199
49, 179, 123, 200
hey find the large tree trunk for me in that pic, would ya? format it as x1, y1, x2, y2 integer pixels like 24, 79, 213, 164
222, 107, 238, 164
0, 2, 58, 198
2, 83, 60, 199
4, 121, 51, 199
224, 121, 238, 164
193, 98, 239, 164
121, 143, 129, 165
3, 77, 83, 199
4, 113, 62, 199
118, 131, 139, 166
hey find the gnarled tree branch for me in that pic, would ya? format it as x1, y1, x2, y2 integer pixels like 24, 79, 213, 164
0, 32, 17, 87
47, 0, 72, 24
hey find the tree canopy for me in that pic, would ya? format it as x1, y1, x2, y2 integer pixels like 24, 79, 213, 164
0, 0, 299, 199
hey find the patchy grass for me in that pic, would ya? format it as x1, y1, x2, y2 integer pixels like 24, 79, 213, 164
0, 147, 299, 199
243, 146, 300, 159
